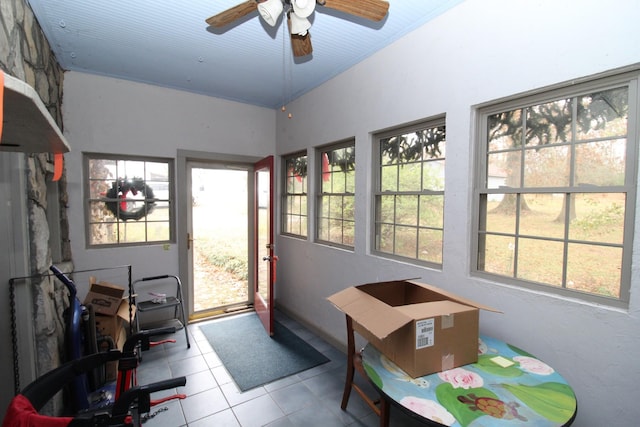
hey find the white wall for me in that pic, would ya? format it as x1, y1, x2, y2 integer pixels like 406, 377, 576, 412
61, 72, 276, 293
274, 1, 640, 426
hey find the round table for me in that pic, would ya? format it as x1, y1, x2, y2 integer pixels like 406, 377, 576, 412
362, 334, 577, 426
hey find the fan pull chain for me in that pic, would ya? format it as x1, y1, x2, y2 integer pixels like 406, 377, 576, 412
281, 10, 293, 119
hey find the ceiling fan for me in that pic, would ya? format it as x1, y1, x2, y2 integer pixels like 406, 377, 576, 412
205, 0, 390, 57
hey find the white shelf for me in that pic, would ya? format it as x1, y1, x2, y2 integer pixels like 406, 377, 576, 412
1, 73, 70, 153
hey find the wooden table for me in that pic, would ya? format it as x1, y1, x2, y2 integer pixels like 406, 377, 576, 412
361, 334, 577, 426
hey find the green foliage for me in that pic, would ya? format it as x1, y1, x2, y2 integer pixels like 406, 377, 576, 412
205, 252, 248, 281
573, 201, 624, 232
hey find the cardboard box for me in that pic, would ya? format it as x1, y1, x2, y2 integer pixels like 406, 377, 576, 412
94, 300, 136, 342
328, 280, 499, 378
95, 301, 135, 382
85, 278, 127, 316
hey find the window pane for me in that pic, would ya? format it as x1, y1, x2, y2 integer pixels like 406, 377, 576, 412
147, 202, 170, 221
318, 217, 329, 241
345, 169, 355, 193
517, 238, 564, 285
574, 139, 626, 186
489, 151, 522, 189
89, 179, 111, 199
398, 164, 421, 192
523, 145, 570, 187
120, 160, 145, 180
343, 196, 354, 219
381, 137, 398, 165
568, 193, 624, 245
145, 162, 169, 181
488, 110, 523, 151
480, 234, 515, 276
418, 229, 443, 264
395, 226, 417, 258
146, 222, 170, 241
519, 193, 565, 239
576, 87, 628, 140
381, 165, 398, 192
378, 195, 395, 224
119, 221, 146, 243
566, 243, 621, 298
343, 221, 355, 246
377, 223, 394, 253
484, 194, 517, 234
423, 160, 445, 191
419, 195, 444, 228
396, 195, 418, 226
89, 158, 116, 179
525, 99, 573, 145
89, 223, 116, 245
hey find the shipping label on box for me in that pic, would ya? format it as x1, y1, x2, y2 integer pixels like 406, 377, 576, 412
328, 279, 499, 378
85, 277, 127, 316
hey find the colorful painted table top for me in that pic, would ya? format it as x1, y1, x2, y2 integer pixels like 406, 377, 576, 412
362, 335, 577, 427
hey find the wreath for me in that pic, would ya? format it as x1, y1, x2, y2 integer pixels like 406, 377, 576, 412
105, 178, 156, 221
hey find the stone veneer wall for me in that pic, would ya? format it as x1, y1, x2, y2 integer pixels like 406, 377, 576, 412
1, 0, 72, 415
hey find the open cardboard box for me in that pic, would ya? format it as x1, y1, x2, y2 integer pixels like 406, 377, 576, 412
328, 279, 499, 378
84, 277, 127, 316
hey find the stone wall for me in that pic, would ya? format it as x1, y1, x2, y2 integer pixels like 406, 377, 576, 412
1, 0, 72, 415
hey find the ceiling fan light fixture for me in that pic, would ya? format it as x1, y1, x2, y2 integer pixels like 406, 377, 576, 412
289, 12, 311, 36
257, 0, 283, 27
291, 0, 315, 18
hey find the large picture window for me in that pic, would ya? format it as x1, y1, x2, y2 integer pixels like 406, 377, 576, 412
316, 141, 355, 248
474, 70, 638, 306
373, 119, 446, 265
282, 151, 308, 238
85, 154, 174, 247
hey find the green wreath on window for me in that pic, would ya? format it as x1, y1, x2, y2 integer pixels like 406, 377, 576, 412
105, 178, 156, 221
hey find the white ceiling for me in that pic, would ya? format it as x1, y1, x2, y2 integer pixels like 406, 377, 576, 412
27, 0, 464, 109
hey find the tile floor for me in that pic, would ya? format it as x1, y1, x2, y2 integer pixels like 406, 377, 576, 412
134, 310, 426, 427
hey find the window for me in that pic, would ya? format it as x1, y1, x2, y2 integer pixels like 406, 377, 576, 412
282, 151, 308, 237
373, 119, 446, 265
316, 141, 355, 248
85, 154, 174, 247
474, 69, 638, 306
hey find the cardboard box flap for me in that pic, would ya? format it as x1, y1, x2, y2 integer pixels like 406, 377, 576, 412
407, 280, 501, 313
396, 300, 476, 318
327, 287, 413, 338
88, 281, 125, 298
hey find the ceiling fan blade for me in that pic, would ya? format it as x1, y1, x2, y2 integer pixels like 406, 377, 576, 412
287, 15, 313, 57
205, 1, 258, 28
291, 32, 313, 57
318, 0, 389, 22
